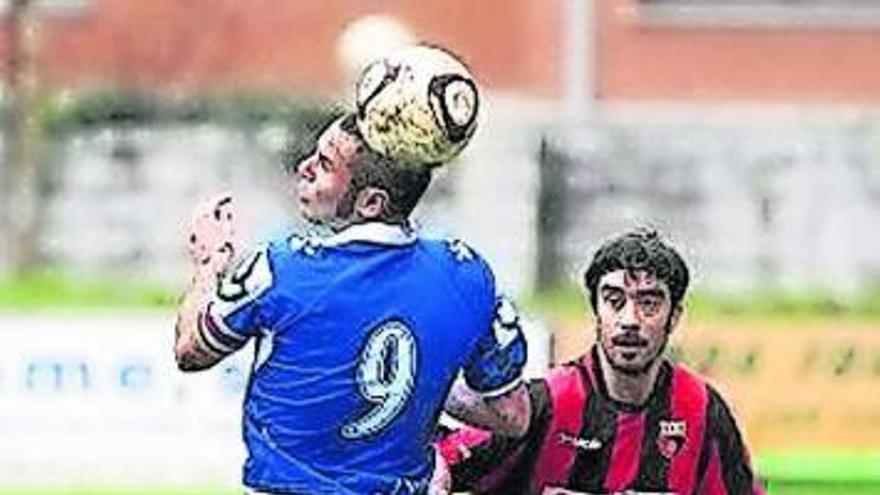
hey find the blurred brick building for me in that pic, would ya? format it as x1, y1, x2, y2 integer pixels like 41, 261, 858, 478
5, 0, 880, 102
5, 0, 557, 96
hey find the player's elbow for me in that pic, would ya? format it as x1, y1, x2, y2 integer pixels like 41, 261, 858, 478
490, 383, 531, 437
176, 353, 220, 372
490, 411, 529, 438
507, 384, 532, 437
176, 352, 208, 372
174, 341, 218, 372
501, 409, 530, 438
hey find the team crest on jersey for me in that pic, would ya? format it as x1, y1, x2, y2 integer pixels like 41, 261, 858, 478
289, 234, 322, 257
446, 238, 474, 262
657, 419, 687, 459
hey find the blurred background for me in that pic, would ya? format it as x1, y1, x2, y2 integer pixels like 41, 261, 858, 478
0, 0, 879, 493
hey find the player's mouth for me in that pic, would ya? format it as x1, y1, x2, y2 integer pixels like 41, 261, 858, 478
611, 334, 648, 348
611, 336, 647, 362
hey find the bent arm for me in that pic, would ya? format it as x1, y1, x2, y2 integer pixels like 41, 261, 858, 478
439, 379, 551, 493
174, 273, 227, 371
449, 295, 532, 436
445, 377, 531, 438
174, 193, 240, 372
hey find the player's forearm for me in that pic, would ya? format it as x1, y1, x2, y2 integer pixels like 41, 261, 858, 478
444, 379, 531, 438
175, 192, 240, 372
174, 275, 224, 372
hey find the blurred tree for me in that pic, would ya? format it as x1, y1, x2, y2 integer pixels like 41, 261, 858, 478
2, 0, 46, 276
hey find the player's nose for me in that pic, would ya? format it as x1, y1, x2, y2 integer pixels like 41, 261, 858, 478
618, 299, 640, 329
297, 156, 317, 182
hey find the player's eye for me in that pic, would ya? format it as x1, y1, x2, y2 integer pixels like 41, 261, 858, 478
637, 295, 663, 316
602, 289, 625, 310
317, 154, 332, 171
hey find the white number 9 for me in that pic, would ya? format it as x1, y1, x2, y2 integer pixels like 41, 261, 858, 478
341, 320, 417, 440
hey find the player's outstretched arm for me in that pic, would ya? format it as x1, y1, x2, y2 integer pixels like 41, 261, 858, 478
445, 296, 532, 437
445, 379, 531, 438
174, 194, 238, 372
175, 280, 225, 371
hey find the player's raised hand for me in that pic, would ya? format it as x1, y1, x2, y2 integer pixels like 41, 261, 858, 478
187, 192, 237, 276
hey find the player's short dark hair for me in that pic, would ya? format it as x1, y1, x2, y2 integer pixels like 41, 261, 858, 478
583, 228, 690, 311
338, 114, 433, 222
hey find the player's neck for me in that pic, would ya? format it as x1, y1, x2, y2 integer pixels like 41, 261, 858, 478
597, 350, 662, 407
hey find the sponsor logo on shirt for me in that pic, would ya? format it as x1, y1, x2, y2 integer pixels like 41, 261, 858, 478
558, 431, 603, 451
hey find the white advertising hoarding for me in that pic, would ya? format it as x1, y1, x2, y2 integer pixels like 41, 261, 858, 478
0, 313, 248, 490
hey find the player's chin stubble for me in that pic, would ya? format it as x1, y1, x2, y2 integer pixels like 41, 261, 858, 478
597, 325, 671, 377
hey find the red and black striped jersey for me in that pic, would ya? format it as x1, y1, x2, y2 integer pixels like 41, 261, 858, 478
439, 347, 765, 495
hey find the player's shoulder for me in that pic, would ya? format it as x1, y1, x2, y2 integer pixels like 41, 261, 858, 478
669, 360, 711, 394
702, 379, 737, 420
421, 236, 495, 290
667, 360, 727, 415
420, 236, 491, 271
222, 234, 317, 290
259, 232, 330, 269
543, 360, 587, 396
273, 232, 323, 256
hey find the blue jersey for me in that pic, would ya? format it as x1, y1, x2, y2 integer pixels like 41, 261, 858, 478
200, 223, 526, 494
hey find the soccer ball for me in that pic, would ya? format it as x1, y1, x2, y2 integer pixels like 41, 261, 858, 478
355, 45, 480, 167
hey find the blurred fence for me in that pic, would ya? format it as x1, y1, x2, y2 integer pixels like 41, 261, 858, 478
41, 124, 292, 284
542, 106, 880, 296
6, 98, 878, 298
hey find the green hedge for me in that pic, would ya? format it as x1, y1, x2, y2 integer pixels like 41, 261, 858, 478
525, 284, 880, 323
0, 272, 176, 310
39, 90, 339, 136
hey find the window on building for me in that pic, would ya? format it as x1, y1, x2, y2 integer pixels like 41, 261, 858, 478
0, 0, 90, 16
642, 0, 880, 3
636, 0, 880, 26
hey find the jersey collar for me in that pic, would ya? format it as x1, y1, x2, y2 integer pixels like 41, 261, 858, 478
322, 222, 418, 247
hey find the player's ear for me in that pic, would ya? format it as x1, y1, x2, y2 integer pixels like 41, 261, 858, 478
667, 303, 684, 334
355, 187, 389, 220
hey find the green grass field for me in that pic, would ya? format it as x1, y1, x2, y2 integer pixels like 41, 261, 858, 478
758, 450, 880, 493
3, 272, 879, 321
768, 484, 880, 495
0, 271, 177, 310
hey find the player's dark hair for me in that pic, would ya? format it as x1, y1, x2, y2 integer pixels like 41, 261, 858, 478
338, 114, 433, 223
583, 228, 690, 311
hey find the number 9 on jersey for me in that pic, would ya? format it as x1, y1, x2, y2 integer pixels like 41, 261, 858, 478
341, 320, 418, 440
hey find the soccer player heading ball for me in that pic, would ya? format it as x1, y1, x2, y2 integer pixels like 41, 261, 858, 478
174, 54, 528, 493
